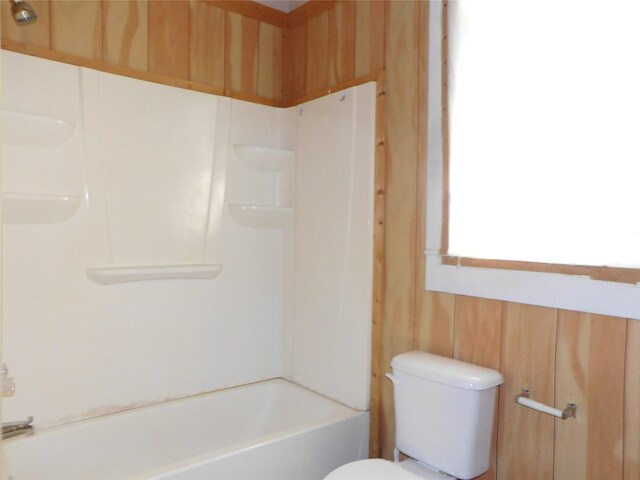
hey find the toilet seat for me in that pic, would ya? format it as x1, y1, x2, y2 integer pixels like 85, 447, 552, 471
325, 459, 456, 480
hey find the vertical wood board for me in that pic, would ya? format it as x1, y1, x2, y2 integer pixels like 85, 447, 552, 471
103, 0, 148, 71
414, 291, 454, 357
305, 10, 328, 94
257, 22, 282, 100
554, 311, 626, 480
189, 1, 225, 88
281, 26, 292, 103
327, 1, 355, 87
225, 11, 258, 95
148, 0, 188, 79
239, 14, 258, 94
453, 296, 502, 369
354, 0, 384, 78
413, 0, 429, 357
51, 0, 102, 60
497, 303, 557, 480
379, 0, 421, 461
453, 294, 502, 480
625, 319, 640, 480
369, 75, 387, 459
290, 23, 307, 100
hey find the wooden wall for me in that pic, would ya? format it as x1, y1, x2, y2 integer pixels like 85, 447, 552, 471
1, 0, 285, 105
2, 1, 639, 478
288, 1, 640, 479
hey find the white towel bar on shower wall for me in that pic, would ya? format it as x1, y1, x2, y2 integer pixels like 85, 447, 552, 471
514, 388, 577, 419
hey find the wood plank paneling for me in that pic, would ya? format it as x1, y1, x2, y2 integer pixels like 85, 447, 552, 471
453, 296, 502, 369
148, 0, 188, 79
189, 1, 225, 88
327, 1, 355, 88
51, 0, 102, 60
555, 311, 626, 480
497, 303, 557, 480
305, 10, 328, 94
103, 0, 147, 71
453, 295, 502, 480
354, 0, 384, 78
281, 26, 292, 103
624, 319, 640, 480
290, 23, 307, 100
257, 22, 282, 100
379, 0, 421, 461
225, 11, 258, 95
369, 74, 387, 459
413, 1, 453, 360
1, 0, 50, 48
414, 291, 454, 357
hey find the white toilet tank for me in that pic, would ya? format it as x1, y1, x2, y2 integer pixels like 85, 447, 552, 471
388, 351, 503, 480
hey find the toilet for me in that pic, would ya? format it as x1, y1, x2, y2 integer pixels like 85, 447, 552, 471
326, 351, 503, 480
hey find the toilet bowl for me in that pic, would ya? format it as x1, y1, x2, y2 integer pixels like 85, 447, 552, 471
325, 351, 503, 480
326, 459, 455, 479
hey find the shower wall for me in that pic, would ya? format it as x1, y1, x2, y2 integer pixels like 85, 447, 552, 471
2, 51, 291, 427
1, 50, 374, 428
292, 85, 376, 411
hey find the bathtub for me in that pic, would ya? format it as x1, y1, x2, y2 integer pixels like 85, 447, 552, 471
1, 379, 369, 479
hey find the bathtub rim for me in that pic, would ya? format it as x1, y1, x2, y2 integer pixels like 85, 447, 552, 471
2, 378, 369, 479
2, 377, 363, 437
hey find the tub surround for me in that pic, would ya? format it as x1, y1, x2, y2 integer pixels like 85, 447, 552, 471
1, 48, 375, 477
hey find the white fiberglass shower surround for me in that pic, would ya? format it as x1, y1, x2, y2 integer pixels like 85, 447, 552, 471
0, 51, 375, 479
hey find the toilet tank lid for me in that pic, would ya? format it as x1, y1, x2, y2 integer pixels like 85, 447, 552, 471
391, 351, 503, 390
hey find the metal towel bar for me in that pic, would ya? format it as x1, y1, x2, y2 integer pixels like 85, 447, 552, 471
514, 388, 577, 420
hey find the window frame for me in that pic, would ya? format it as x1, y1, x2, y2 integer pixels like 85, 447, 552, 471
424, 1, 640, 320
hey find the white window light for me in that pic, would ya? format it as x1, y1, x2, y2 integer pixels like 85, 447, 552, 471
425, 0, 640, 319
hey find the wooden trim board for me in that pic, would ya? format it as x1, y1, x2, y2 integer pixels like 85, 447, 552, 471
369, 74, 387, 459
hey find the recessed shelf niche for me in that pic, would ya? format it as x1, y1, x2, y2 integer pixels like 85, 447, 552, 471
2, 193, 82, 225
1, 109, 84, 225
228, 145, 294, 229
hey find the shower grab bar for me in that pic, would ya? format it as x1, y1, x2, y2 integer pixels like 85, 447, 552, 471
2, 416, 34, 440
515, 388, 577, 420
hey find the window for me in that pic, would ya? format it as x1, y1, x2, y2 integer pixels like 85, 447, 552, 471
425, 1, 640, 319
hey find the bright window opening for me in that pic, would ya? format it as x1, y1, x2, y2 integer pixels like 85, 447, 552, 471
447, 0, 640, 268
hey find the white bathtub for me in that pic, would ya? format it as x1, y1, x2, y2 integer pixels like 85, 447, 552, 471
1, 379, 369, 479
